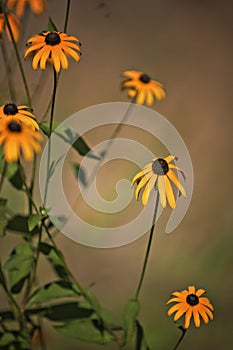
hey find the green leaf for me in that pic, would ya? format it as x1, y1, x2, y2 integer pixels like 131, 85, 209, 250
3, 242, 34, 292
0, 333, 16, 346
7, 215, 39, 235
0, 198, 8, 237
39, 122, 100, 159
71, 162, 87, 186
54, 319, 113, 344
0, 161, 24, 190
100, 308, 122, 328
39, 242, 69, 279
27, 280, 80, 306
48, 17, 58, 31
33, 302, 93, 321
28, 214, 42, 232
123, 299, 140, 346
83, 288, 102, 316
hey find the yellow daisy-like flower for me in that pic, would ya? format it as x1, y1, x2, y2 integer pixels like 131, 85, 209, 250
24, 31, 81, 72
0, 118, 42, 162
0, 103, 39, 131
7, 0, 46, 17
0, 8, 20, 42
167, 286, 214, 329
131, 156, 186, 208
122, 70, 166, 106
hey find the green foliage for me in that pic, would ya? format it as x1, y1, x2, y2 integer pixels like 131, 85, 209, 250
54, 318, 113, 344
27, 280, 80, 306
7, 215, 39, 235
28, 214, 43, 231
39, 122, 100, 159
0, 161, 24, 190
39, 242, 69, 279
0, 198, 9, 237
123, 299, 140, 346
3, 242, 34, 293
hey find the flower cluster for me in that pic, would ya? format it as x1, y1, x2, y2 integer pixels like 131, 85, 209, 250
0, 103, 42, 162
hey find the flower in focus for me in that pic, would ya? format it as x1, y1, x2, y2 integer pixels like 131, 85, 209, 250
0, 103, 39, 130
131, 156, 186, 207
24, 31, 81, 72
0, 118, 42, 162
0, 7, 20, 42
167, 285, 214, 329
122, 70, 166, 106
7, 0, 46, 17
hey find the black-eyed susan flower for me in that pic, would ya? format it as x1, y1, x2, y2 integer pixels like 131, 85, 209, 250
0, 118, 42, 162
24, 31, 81, 72
122, 70, 166, 106
7, 0, 46, 17
0, 7, 20, 42
0, 103, 39, 130
131, 156, 186, 208
167, 285, 214, 329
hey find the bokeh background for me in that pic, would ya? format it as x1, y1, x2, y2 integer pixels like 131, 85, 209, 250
0, 0, 233, 349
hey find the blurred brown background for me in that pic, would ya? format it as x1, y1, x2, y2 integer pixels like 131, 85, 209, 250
1, 0, 233, 349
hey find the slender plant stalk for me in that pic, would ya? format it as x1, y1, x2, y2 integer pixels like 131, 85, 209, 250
1, 38, 16, 101
0, 0, 31, 106
135, 191, 159, 299
0, 161, 7, 195
64, 0, 71, 33
172, 327, 187, 350
43, 68, 58, 205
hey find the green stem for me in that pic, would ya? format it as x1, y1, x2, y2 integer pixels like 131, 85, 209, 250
64, 0, 71, 33
135, 191, 159, 299
29, 156, 37, 215
0, 0, 31, 106
0, 262, 27, 336
44, 68, 58, 205
19, 163, 39, 214
0, 161, 7, 195
1, 38, 16, 102
172, 327, 187, 350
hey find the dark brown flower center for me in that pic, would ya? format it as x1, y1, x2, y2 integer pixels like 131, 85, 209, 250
152, 158, 169, 175
7, 121, 21, 132
186, 294, 199, 306
3, 103, 18, 115
45, 32, 61, 46
139, 73, 151, 84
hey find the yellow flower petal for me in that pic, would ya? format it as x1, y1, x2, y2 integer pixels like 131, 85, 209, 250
167, 170, 186, 197
142, 176, 156, 206
164, 175, 176, 208
158, 176, 166, 208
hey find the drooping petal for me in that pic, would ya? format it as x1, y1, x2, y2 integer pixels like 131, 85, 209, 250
199, 297, 214, 310
164, 175, 176, 208
135, 174, 152, 200
173, 304, 189, 321
158, 175, 166, 208
142, 175, 156, 206
193, 307, 201, 327
184, 307, 192, 329
167, 170, 186, 197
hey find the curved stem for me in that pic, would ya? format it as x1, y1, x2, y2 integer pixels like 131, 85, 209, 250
0, 0, 31, 106
1, 38, 16, 102
135, 191, 159, 299
172, 326, 187, 350
64, 0, 71, 33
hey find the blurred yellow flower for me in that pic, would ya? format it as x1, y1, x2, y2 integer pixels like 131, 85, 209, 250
7, 0, 46, 17
24, 31, 81, 72
0, 7, 20, 42
0, 118, 42, 162
167, 285, 214, 329
131, 156, 186, 207
122, 70, 166, 106
0, 103, 39, 130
